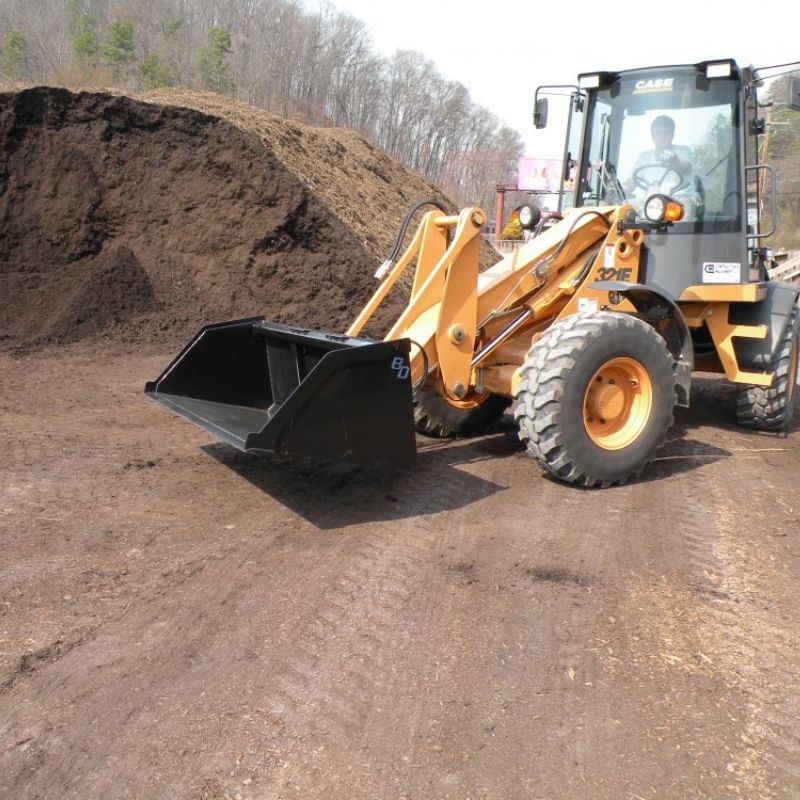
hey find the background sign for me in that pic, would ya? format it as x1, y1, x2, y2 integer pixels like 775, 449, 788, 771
518, 157, 562, 191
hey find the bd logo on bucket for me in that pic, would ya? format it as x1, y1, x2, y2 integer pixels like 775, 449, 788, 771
391, 356, 410, 380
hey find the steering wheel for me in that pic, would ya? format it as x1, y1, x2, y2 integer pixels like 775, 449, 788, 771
632, 163, 687, 194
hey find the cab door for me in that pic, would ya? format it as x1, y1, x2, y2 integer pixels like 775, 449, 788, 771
743, 78, 774, 279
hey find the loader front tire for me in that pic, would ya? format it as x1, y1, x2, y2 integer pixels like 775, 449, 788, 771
736, 304, 799, 431
514, 312, 676, 488
413, 384, 510, 438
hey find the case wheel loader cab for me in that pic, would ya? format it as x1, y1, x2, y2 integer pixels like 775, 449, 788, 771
562, 60, 759, 298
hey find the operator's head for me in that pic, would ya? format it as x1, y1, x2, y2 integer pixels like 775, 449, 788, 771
651, 115, 675, 148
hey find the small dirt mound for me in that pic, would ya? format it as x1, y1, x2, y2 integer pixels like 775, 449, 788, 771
0, 86, 453, 350
51, 246, 155, 340
0, 244, 154, 346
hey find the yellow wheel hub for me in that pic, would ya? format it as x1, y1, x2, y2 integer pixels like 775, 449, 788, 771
583, 357, 653, 450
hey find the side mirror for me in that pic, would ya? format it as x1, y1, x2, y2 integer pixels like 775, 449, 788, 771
534, 98, 548, 129
788, 77, 800, 112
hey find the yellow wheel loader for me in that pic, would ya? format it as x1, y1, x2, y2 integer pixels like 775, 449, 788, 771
147, 59, 800, 487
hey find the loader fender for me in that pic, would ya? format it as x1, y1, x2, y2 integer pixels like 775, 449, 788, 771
591, 280, 693, 408
728, 282, 800, 370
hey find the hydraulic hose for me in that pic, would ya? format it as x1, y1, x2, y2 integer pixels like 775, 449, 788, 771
408, 338, 429, 391
376, 199, 451, 278
478, 209, 612, 330
543, 208, 611, 267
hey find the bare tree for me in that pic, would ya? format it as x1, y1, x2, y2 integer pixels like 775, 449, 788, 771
0, 0, 525, 206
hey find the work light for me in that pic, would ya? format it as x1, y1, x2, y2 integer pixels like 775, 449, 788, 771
644, 194, 684, 224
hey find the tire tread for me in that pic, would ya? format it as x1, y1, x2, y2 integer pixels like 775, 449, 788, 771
513, 311, 675, 488
736, 305, 799, 431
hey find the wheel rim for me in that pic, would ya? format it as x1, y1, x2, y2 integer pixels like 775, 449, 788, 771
583, 357, 653, 450
789, 333, 799, 401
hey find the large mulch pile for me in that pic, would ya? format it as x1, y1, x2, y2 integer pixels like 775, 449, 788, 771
0, 86, 455, 350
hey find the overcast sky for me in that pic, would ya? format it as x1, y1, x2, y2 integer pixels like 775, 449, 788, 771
323, 0, 797, 158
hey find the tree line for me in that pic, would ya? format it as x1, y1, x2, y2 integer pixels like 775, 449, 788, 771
0, 0, 524, 212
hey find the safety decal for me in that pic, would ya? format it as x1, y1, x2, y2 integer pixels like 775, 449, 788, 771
702, 262, 741, 283
578, 297, 598, 313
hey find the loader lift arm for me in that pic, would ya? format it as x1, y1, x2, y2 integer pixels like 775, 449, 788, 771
350, 203, 641, 404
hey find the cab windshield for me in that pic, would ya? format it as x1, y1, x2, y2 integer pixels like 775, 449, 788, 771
578, 71, 742, 232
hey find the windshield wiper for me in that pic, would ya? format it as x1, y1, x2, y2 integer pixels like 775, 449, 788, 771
592, 158, 627, 204
592, 112, 627, 204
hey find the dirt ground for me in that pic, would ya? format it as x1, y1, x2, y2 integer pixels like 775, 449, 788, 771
2, 82, 800, 800
2, 342, 799, 800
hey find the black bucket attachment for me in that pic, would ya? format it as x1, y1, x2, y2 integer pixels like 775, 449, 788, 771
145, 317, 416, 468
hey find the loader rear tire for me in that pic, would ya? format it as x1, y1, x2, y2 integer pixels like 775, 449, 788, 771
514, 311, 676, 488
736, 304, 799, 431
413, 384, 510, 438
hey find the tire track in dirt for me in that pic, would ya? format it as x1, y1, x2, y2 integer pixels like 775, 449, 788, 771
253, 449, 500, 797
347, 443, 725, 800
659, 442, 800, 799
265, 535, 432, 731
700, 455, 800, 799
351, 448, 547, 800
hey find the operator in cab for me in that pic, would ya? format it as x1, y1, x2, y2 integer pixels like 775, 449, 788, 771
624, 115, 698, 219
633, 115, 692, 177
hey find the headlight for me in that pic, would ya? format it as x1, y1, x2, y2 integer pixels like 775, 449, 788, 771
518, 203, 541, 230
644, 194, 684, 224
644, 195, 664, 222
705, 61, 732, 79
